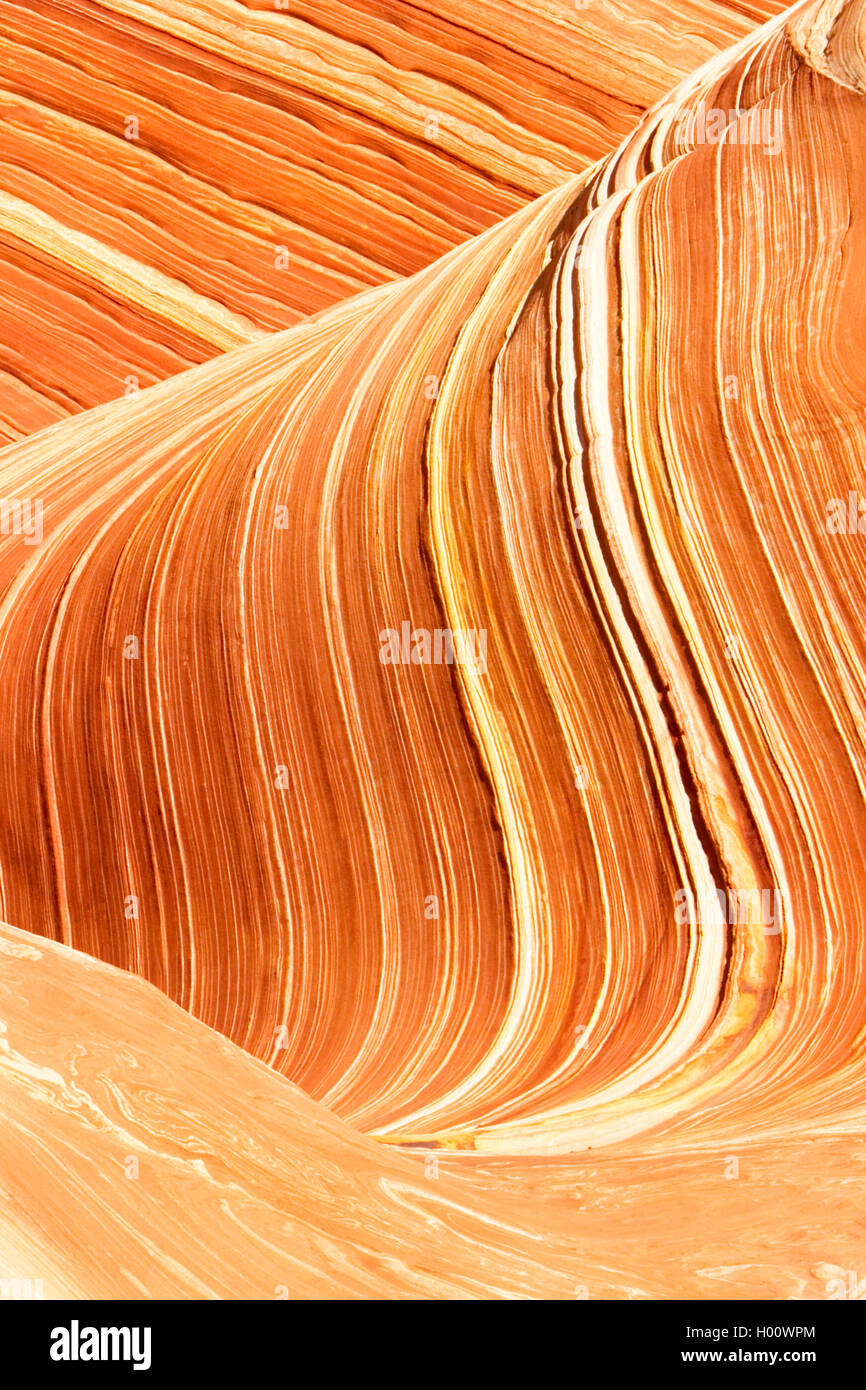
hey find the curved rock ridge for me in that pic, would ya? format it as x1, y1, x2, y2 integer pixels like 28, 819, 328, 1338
0, 919, 583, 1299
5, 922, 861, 1301
1, 0, 866, 1185
0, 0, 786, 442
1, 919, 861, 1299
789, 0, 866, 83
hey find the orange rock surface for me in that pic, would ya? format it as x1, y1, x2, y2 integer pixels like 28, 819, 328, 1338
0, 0, 784, 440
1, 0, 865, 1299
1, 920, 859, 1298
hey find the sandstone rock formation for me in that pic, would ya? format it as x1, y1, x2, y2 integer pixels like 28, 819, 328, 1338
0, 0, 864, 1300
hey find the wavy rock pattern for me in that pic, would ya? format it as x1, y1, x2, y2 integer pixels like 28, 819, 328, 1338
1, 0, 865, 1298
2, 920, 860, 1299
0, 0, 783, 441
0, 920, 591, 1299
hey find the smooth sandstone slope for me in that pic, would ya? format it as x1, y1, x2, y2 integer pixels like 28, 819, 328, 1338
0, 918, 581, 1299
1, 919, 860, 1299
0, 0, 786, 441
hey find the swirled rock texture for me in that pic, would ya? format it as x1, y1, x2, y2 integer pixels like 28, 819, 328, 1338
0, 0, 784, 441
1, 0, 865, 1299
1, 920, 859, 1299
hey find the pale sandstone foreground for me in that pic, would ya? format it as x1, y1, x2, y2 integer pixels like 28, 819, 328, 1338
0, 921, 859, 1299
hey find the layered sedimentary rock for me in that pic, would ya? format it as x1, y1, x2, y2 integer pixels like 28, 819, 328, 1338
0, 920, 585, 1299
1, 921, 860, 1299
0, 0, 785, 441
1, 0, 866, 1297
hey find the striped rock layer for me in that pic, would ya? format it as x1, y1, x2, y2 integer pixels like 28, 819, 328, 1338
0, 0, 783, 440
1, 0, 865, 1298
